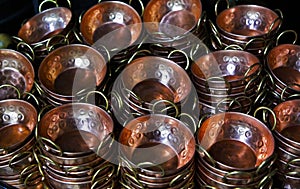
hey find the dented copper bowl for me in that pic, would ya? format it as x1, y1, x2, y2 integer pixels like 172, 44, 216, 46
270, 99, 300, 148
266, 44, 300, 92
216, 4, 281, 40
119, 114, 195, 176
18, 7, 72, 44
120, 56, 192, 104
191, 50, 261, 88
0, 49, 35, 100
197, 112, 275, 171
38, 44, 107, 98
38, 103, 113, 157
80, 1, 142, 47
0, 99, 37, 152
143, 0, 202, 40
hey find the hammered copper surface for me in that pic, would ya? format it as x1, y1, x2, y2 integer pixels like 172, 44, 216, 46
18, 7, 72, 44
80, 1, 142, 46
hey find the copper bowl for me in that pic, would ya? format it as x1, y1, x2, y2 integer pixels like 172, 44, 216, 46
191, 50, 261, 88
80, 1, 142, 47
119, 114, 195, 177
18, 7, 72, 44
197, 112, 275, 171
143, 0, 202, 40
266, 44, 300, 92
216, 4, 281, 40
0, 49, 35, 100
38, 103, 113, 157
270, 99, 300, 148
38, 44, 107, 98
0, 99, 37, 152
120, 56, 191, 104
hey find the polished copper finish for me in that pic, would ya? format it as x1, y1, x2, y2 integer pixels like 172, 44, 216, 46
18, 7, 72, 44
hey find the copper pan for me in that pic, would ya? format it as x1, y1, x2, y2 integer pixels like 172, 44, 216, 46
119, 114, 195, 177
191, 50, 261, 88
143, 0, 202, 41
80, 1, 142, 47
197, 112, 275, 171
18, 7, 72, 44
37, 103, 113, 157
215, 4, 281, 40
266, 44, 300, 93
38, 44, 107, 98
0, 49, 35, 100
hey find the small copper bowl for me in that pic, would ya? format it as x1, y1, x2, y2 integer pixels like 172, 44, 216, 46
216, 4, 281, 40
143, 0, 202, 40
119, 114, 195, 176
191, 50, 261, 88
270, 99, 300, 148
197, 112, 275, 171
80, 1, 142, 47
38, 103, 113, 157
0, 99, 37, 152
18, 7, 72, 44
38, 44, 107, 98
0, 49, 35, 100
266, 44, 300, 92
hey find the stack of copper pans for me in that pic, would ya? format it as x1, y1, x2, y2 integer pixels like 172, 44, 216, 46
264, 44, 300, 108
118, 114, 195, 188
190, 49, 263, 115
36, 103, 117, 189
15, 5, 74, 65
37, 44, 107, 106
209, 3, 282, 60
0, 99, 39, 188
0, 49, 35, 100
110, 56, 198, 129
80, 1, 143, 78
263, 99, 300, 188
143, 0, 209, 69
195, 112, 276, 188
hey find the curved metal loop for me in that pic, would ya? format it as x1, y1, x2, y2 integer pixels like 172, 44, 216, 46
23, 91, 40, 107
38, 0, 58, 13
253, 106, 276, 130
92, 163, 115, 183
207, 19, 220, 37
178, 113, 197, 133
46, 34, 69, 51
281, 83, 300, 102
244, 62, 262, 79
196, 10, 207, 30
190, 41, 210, 61
127, 49, 152, 64
124, 172, 145, 188
24, 170, 42, 187
129, 0, 145, 17
66, 27, 83, 44
0, 84, 21, 99
257, 72, 274, 94
257, 168, 277, 189
197, 113, 212, 131
243, 37, 266, 50
216, 97, 242, 113
151, 99, 179, 118
91, 176, 114, 189
234, 96, 252, 114
286, 93, 300, 101
285, 158, 300, 172
223, 171, 253, 184
119, 156, 138, 178
169, 169, 191, 187
66, 165, 93, 176
38, 154, 59, 167
168, 49, 190, 70
123, 87, 143, 104
16, 41, 35, 61
214, 0, 230, 17
110, 90, 124, 109
244, 76, 257, 94
120, 180, 132, 189
85, 90, 109, 111
253, 88, 267, 107
266, 14, 282, 38
37, 136, 63, 156
196, 144, 216, 167
276, 29, 298, 46
9, 151, 33, 170
20, 164, 38, 178
137, 162, 165, 177
96, 132, 115, 155
224, 44, 244, 51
